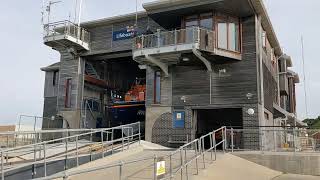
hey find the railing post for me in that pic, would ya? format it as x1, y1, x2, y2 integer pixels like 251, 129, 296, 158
213, 133, 217, 161
101, 130, 104, 158
293, 128, 296, 152
153, 155, 157, 180
1, 150, 4, 180
186, 164, 189, 180
138, 122, 141, 145
121, 126, 124, 152
180, 149, 183, 180
43, 144, 47, 177
210, 133, 213, 161
141, 35, 144, 49
65, 137, 68, 170
223, 127, 227, 153
111, 129, 114, 154
174, 29, 178, 45
169, 154, 172, 179
197, 26, 200, 44
195, 142, 199, 175
76, 136, 79, 167
157, 29, 161, 48
32, 143, 37, 178
231, 128, 234, 153
202, 138, 205, 169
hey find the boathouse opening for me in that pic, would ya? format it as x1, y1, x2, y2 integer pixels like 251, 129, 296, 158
196, 108, 243, 148
83, 56, 146, 130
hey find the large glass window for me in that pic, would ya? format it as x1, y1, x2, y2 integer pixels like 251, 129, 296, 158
200, 18, 213, 30
217, 16, 241, 52
228, 22, 239, 51
218, 22, 228, 49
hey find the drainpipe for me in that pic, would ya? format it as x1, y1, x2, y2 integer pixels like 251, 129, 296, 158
257, 15, 265, 151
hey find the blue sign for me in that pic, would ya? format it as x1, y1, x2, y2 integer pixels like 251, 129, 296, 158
112, 29, 136, 41
173, 111, 185, 128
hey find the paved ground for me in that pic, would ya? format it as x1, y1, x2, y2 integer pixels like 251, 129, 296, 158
273, 174, 320, 180
42, 143, 320, 180
194, 153, 320, 180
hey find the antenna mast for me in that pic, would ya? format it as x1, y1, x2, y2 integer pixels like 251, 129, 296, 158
301, 36, 309, 118
46, 1, 62, 25
78, 0, 83, 27
135, 0, 138, 28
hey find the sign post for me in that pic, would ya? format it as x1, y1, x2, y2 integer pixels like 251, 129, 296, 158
156, 157, 166, 179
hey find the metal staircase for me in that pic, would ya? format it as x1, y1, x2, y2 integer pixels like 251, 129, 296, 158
85, 62, 100, 79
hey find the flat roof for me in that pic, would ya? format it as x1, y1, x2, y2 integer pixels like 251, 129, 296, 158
77, 0, 282, 56
143, 0, 282, 56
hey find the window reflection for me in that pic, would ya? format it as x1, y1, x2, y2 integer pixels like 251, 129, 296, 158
218, 22, 228, 49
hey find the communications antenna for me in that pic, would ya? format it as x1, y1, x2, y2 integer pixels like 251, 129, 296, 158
46, 1, 62, 24
301, 36, 309, 118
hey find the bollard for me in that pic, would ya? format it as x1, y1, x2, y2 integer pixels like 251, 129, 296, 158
119, 161, 123, 180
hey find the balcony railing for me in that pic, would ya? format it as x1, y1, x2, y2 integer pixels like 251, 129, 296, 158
43, 20, 90, 45
133, 27, 215, 52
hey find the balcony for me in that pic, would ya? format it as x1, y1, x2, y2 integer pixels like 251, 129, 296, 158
132, 27, 241, 76
43, 20, 90, 51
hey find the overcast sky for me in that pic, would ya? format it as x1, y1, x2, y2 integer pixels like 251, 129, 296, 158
0, 0, 318, 126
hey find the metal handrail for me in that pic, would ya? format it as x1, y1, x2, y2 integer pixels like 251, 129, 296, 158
43, 20, 90, 44
133, 26, 215, 52
30, 126, 226, 180
0, 122, 141, 180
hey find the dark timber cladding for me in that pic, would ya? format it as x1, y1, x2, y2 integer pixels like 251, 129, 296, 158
41, 0, 300, 150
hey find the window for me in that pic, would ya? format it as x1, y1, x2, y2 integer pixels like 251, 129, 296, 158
53, 71, 58, 86
217, 21, 228, 49
154, 71, 161, 104
65, 78, 72, 108
200, 18, 213, 30
217, 16, 241, 52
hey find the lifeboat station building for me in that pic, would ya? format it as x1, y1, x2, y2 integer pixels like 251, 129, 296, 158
41, 0, 302, 148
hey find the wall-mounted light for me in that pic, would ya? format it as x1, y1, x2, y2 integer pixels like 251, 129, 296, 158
247, 108, 255, 115
182, 57, 190, 62
181, 96, 187, 103
246, 93, 253, 100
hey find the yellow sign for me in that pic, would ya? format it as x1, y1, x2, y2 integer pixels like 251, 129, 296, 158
156, 161, 166, 176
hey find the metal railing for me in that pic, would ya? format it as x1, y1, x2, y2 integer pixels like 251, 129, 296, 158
0, 122, 141, 180
43, 20, 90, 44
33, 126, 226, 180
226, 128, 320, 152
163, 126, 226, 180
133, 27, 215, 52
